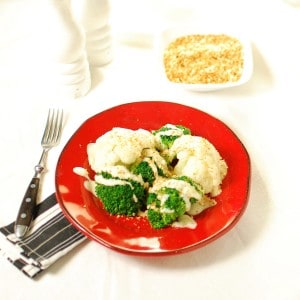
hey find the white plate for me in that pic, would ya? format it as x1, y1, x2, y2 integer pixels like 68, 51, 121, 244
157, 23, 253, 92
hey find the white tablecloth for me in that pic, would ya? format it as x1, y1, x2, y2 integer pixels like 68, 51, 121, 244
1, 0, 300, 299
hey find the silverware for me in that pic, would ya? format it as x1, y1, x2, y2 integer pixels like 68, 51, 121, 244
14, 109, 64, 239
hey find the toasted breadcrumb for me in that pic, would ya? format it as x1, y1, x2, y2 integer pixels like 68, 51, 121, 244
163, 34, 244, 84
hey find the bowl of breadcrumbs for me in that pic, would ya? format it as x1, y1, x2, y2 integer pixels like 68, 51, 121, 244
159, 25, 253, 91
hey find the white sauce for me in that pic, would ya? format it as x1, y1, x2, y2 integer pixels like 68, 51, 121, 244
73, 167, 97, 196
172, 214, 197, 229
124, 237, 160, 249
73, 166, 140, 203
73, 166, 204, 229
73, 166, 89, 178
94, 175, 128, 186
149, 178, 202, 212
154, 124, 183, 137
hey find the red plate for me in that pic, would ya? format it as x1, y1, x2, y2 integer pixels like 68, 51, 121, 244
55, 101, 250, 255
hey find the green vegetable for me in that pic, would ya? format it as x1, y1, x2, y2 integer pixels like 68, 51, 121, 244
152, 124, 191, 149
147, 187, 187, 229
131, 160, 168, 186
95, 171, 146, 216
131, 147, 170, 186
131, 160, 156, 186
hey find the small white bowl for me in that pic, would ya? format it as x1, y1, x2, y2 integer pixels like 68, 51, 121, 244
157, 24, 253, 92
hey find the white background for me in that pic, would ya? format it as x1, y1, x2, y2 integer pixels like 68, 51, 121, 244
1, 0, 300, 299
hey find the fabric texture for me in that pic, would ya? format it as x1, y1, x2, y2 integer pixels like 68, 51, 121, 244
0, 193, 86, 278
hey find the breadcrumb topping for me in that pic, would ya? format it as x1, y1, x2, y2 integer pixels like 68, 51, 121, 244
163, 34, 244, 84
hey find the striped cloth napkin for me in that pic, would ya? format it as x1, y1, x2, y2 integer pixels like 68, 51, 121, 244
0, 193, 86, 278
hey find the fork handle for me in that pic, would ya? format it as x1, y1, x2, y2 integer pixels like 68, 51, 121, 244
14, 177, 40, 239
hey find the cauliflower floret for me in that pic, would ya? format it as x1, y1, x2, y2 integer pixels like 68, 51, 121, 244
169, 135, 228, 196
87, 127, 155, 172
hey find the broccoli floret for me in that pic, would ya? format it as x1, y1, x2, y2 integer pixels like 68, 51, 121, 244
131, 160, 168, 186
131, 161, 156, 186
152, 124, 191, 150
95, 184, 139, 216
95, 171, 146, 216
146, 187, 186, 229
131, 148, 170, 186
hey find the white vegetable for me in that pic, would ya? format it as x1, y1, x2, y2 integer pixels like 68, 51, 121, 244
169, 135, 228, 196
87, 127, 155, 172
187, 195, 216, 216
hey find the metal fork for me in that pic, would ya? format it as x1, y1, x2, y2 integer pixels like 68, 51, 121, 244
14, 109, 64, 239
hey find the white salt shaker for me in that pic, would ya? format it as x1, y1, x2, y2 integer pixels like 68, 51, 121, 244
72, 0, 113, 66
36, 0, 91, 98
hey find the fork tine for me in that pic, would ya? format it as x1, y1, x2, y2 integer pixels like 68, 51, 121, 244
41, 109, 52, 143
54, 109, 63, 143
50, 109, 63, 144
42, 109, 63, 145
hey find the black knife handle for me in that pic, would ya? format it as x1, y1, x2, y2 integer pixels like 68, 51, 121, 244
15, 177, 39, 238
